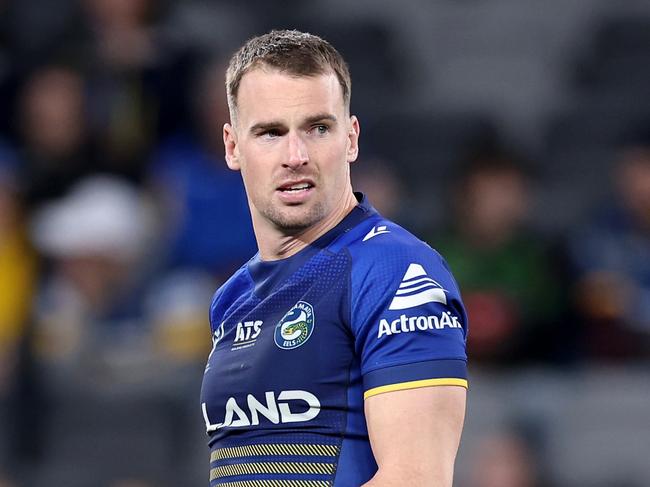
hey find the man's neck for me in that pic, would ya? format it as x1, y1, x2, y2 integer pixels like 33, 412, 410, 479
256, 191, 358, 261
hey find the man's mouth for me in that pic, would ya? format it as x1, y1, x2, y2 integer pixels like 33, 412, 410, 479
278, 181, 315, 193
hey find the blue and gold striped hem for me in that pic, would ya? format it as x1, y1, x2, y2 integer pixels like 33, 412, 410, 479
210, 443, 340, 463
212, 481, 330, 487
210, 461, 336, 480
364, 377, 468, 399
209, 443, 340, 485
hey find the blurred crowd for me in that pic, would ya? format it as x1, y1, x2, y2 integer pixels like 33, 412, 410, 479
0, 1, 649, 486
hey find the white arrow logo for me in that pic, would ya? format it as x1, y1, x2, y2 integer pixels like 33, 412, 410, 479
363, 225, 390, 242
389, 263, 447, 310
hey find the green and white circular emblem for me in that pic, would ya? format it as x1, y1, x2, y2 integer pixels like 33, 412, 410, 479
274, 301, 315, 350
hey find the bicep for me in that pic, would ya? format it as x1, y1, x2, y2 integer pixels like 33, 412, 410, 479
364, 385, 467, 487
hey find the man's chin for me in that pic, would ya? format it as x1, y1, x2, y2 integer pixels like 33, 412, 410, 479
272, 215, 319, 234
266, 203, 325, 233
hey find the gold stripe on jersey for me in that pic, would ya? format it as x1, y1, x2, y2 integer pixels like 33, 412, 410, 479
210, 461, 336, 480
212, 481, 330, 487
364, 377, 469, 399
211, 443, 340, 463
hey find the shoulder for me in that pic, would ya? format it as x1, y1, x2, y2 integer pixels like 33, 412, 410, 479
336, 213, 435, 257
342, 216, 458, 294
341, 216, 468, 386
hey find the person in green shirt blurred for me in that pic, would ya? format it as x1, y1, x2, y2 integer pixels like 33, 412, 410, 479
431, 151, 567, 365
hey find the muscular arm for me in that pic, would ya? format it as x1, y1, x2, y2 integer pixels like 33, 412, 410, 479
362, 386, 467, 487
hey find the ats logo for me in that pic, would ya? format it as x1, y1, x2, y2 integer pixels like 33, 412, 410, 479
274, 301, 315, 350
232, 320, 263, 351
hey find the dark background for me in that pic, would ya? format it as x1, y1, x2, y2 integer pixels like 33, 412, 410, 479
1, 1, 649, 486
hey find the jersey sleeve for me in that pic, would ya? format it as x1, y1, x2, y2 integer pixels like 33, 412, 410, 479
349, 234, 468, 400
208, 264, 254, 334
208, 290, 222, 334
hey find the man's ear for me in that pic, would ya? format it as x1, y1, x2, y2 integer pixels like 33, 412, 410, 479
347, 115, 360, 163
224, 123, 240, 170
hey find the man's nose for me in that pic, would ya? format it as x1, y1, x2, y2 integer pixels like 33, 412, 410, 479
284, 132, 309, 169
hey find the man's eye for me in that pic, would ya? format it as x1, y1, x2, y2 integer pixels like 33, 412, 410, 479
261, 129, 280, 138
312, 125, 328, 135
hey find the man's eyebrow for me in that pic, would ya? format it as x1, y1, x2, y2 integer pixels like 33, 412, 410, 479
249, 120, 284, 134
248, 113, 338, 134
304, 113, 338, 125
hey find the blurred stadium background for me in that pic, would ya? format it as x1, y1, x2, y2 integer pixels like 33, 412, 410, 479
0, 0, 649, 486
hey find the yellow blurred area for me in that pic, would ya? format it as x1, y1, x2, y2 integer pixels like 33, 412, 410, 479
152, 313, 211, 363
0, 229, 36, 347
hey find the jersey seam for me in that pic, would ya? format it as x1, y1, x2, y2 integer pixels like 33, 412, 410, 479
330, 347, 356, 486
345, 216, 392, 341
331, 248, 354, 485
344, 248, 354, 338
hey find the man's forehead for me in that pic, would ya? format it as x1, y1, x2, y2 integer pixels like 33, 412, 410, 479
241, 64, 335, 83
239, 67, 340, 94
235, 68, 345, 117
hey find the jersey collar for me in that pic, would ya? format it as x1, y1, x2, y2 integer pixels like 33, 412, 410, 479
247, 192, 377, 297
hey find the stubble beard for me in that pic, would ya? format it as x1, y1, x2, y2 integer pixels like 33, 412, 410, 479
261, 199, 327, 234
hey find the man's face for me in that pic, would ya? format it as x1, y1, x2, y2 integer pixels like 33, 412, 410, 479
223, 68, 359, 233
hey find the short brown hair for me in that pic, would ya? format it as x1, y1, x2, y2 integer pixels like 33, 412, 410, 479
225, 30, 352, 118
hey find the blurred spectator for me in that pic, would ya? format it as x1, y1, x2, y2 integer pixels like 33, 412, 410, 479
30, 176, 156, 382
147, 60, 256, 279
17, 64, 95, 208
463, 429, 543, 487
25, 177, 205, 486
567, 137, 650, 360
0, 142, 36, 393
80, 0, 182, 181
81, 0, 158, 71
352, 157, 406, 221
430, 151, 567, 364
0, 141, 38, 481
145, 269, 216, 367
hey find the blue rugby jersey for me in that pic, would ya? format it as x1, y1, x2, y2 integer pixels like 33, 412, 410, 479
200, 194, 468, 486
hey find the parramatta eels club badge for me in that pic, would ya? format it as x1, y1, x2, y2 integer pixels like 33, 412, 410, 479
274, 301, 315, 350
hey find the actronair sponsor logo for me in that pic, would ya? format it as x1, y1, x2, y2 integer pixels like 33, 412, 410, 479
377, 311, 462, 338
389, 263, 447, 310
